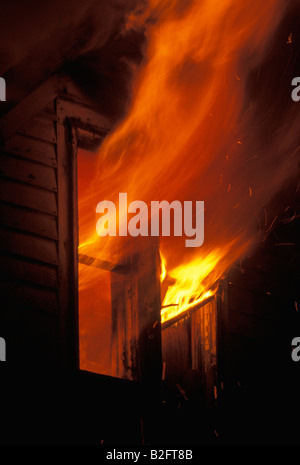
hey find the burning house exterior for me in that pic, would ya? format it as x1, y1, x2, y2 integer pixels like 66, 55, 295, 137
0, 0, 300, 446
0, 70, 299, 445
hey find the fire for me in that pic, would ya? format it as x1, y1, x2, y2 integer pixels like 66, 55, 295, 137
160, 251, 167, 282
160, 239, 250, 323
78, 0, 299, 338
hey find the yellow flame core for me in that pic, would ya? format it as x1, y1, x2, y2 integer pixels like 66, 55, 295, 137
160, 251, 167, 282
160, 251, 221, 323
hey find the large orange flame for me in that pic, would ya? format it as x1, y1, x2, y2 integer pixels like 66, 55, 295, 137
78, 0, 299, 363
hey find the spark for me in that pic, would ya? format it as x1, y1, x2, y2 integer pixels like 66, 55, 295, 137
176, 384, 188, 400
265, 215, 278, 234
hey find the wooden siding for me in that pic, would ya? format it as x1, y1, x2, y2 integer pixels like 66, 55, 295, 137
0, 73, 113, 367
110, 238, 162, 383
161, 296, 218, 407
0, 98, 60, 364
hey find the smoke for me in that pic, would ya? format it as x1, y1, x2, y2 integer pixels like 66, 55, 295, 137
0, 0, 139, 110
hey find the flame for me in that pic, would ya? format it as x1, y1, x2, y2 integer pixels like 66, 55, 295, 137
78, 0, 299, 340
160, 239, 250, 323
160, 250, 167, 282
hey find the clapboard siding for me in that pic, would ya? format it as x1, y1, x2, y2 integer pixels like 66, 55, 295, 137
0, 203, 57, 240
0, 75, 113, 368
0, 279, 58, 313
0, 153, 57, 191
0, 255, 58, 289
0, 178, 57, 214
4, 134, 57, 167
18, 117, 57, 144
37, 100, 57, 120
0, 89, 62, 365
0, 228, 58, 265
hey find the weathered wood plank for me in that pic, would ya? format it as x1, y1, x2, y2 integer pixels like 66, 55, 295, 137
191, 298, 217, 406
78, 253, 131, 274
0, 228, 58, 265
56, 112, 78, 369
0, 178, 57, 214
18, 117, 57, 144
0, 279, 58, 313
111, 272, 139, 380
4, 134, 57, 167
76, 126, 105, 151
36, 101, 57, 120
111, 238, 162, 383
0, 75, 58, 141
57, 98, 112, 133
161, 295, 215, 330
0, 153, 57, 191
0, 203, 57, 239
137, 239, 162, 384
161, 317, 191, 385
0, 255, 58, 288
